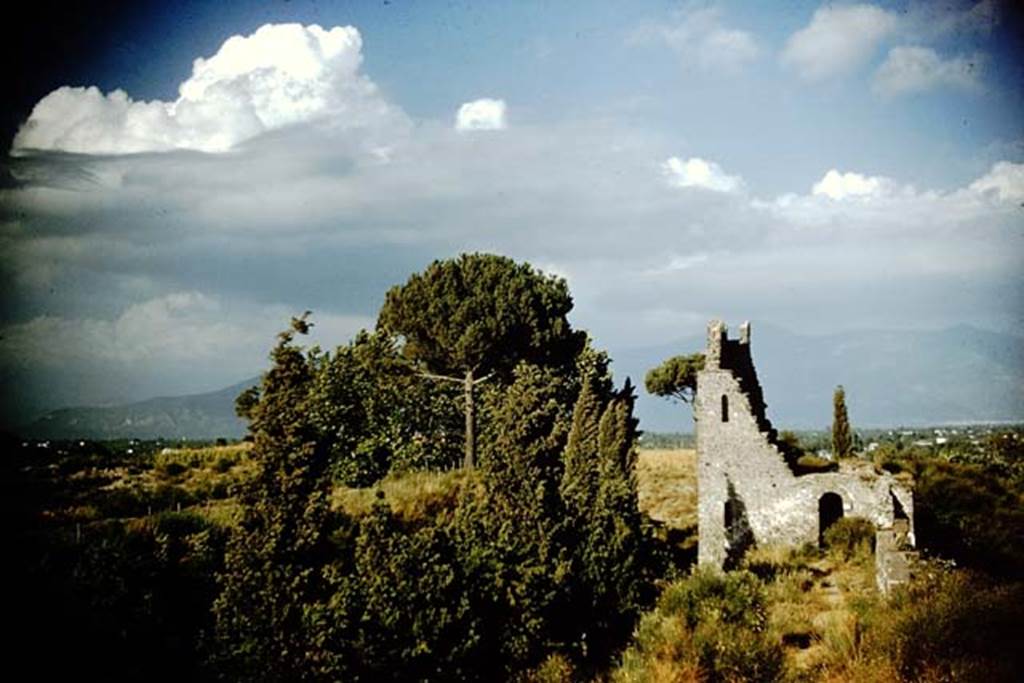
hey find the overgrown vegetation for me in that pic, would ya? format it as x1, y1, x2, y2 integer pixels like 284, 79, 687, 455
8, 254, 1024, 680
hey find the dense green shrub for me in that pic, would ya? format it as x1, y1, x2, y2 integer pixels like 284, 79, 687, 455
659, 568, 769, 632
913, 459, 1024, 577
210, 311, 650, 680
613, 569, 784, 683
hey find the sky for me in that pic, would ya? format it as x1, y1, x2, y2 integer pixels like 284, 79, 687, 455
1, 0, 1022, 425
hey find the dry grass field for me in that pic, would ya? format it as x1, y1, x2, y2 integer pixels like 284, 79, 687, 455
635, 448, 698, 531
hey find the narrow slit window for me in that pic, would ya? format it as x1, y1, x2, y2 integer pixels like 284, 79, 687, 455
721, 394, 729, 422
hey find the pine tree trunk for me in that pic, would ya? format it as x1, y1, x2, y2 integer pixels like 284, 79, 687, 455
464, 368, 475, 469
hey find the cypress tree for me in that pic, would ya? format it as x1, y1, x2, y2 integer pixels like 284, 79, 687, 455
589, 380, 646, 623
559, 377, 649, 660
832, 385, 853, 459
560, 367, 610, 514
460, 362, 573, 672
211, 316, 342, 681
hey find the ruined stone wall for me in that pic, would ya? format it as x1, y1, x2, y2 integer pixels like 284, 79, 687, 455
696, 320, 915, 569
876, 520, 918, 594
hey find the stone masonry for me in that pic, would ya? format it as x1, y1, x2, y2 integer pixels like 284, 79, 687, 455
695, 320, 915, 589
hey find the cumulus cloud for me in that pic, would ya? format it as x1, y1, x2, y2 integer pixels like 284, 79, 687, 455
12, 23, 404, 154
2, 20, 1022, 421
455, 98, 507, 131
781, 4, 897, 81
969, 161, 1024, 203
873, 46, 983, 95
811, 169, 891, 200
4, 128, 1022, 417
662, 156, 743, 193
637, 5, 759, 73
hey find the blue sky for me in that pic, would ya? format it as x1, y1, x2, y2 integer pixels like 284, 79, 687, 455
1, 0, 1022, 423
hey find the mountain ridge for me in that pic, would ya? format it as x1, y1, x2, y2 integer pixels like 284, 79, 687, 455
14, 324, 1024, 439
18, 377, 259, 440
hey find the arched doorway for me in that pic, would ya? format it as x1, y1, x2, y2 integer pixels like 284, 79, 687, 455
818, 492, 844, 546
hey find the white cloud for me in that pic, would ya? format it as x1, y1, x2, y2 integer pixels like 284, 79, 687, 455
662, 156, 743, 193
873, 46, 983, 95
636, 5, 759, 73
455, 98, 507, 131
752, 163, 1024, 248
12, 23, 404, 154
781, 4, 897, 81
969, 161, 1024, 203
811, 169, 890, 200
3, 15, 1022, 412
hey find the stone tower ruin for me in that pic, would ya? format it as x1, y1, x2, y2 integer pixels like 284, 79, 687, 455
695, 320, 916, 591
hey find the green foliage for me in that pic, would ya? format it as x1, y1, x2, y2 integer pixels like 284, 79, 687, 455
210, 316, 340, 681
872, 441, 1024, 577
306, 330, 463, 487
831, 385, 853, 459
234, 385, 260, 420
659, 568, 769, 632
614, 569, 784, 683
462, 362, 576, 670
378, 253, 586, 468
793, 453, 839, 474
823, 517, 875, 560
313, 499, 478, 680
559, 366, 656, 659
377, 253, 584, 379
209, 309, 653, 680
777, 429, 801, 453
644, 353, 705, 406
560, 363, 612, 514
913, 459, 1024, 577
862, 567, 1024, 682
776, 429, 840, 474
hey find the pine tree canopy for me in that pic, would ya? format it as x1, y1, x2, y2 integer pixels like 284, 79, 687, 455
645, 353, 705, 404
376, 253, 585, 379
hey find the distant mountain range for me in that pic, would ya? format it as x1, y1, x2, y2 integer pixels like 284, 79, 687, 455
18, 378, 258, 440
13, 324, 1024, 440
613, 323, 1024, 432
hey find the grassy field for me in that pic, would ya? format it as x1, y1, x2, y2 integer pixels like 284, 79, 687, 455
16, 439, 1020, 681
635, 448, 697, 531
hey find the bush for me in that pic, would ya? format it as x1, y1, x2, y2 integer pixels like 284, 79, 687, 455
691, 619, 784, 683
613, 569, 784, 683
867, 567, 1024, 682
794, 454, 838, 473
823, 517, 875, 560
659, 568, 769, 632
158, 461, 188, 477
